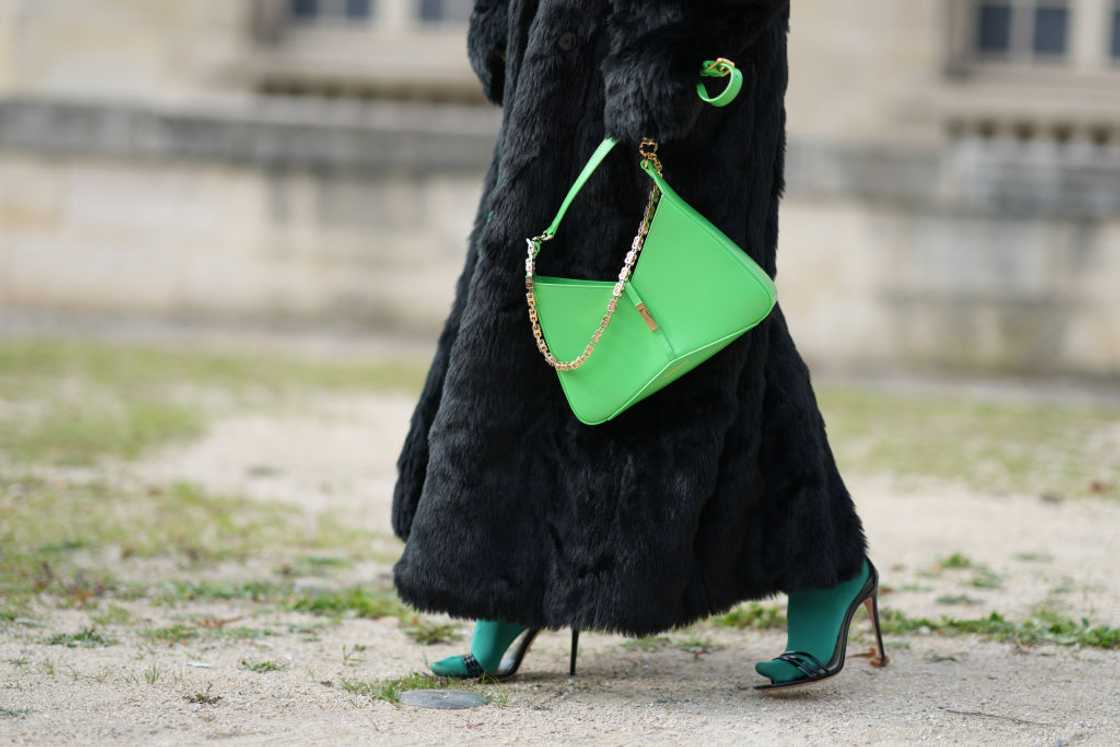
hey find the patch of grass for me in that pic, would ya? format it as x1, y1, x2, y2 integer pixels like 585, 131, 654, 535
141, 624, 198, 645
710, 602, 786, 630
924, 553, 1003, 590
135, 481, 306, 563
341, 676, 410, 704
968, 568, 1004, 589
184, 685, 222, 706
143, 663, 162, 685
2, 478, 294, 569
46, 627, 114, 648
152, 579, 291, 605
0, 339, 413, 611
937, 552, 974, 570
1050, 579, 1078, 595
341, 644, 367, 667
240, 658, 287, 674
90, 604, 132, 626
212, 626, 275, 641
287, 621, 331, 641
819, 386, 1120, 498
278, 555, 352, 577
0, 475, 381, 612
0, 707, 32, 719
0, 534, 120, 609
624, 633, 723, 657
1013, 552, 1054, 563
0, 334, 425, 470
936, 594, 982, 606
340, 672, 501, 706
879, 607, 1120, 649
0, 339, 424, 401
399, 616, 462, 645
672, 635, 722, 657
37, 539, 89, 554
290, 587, 405, 620
0, 399, 204, 466
622, 636, 672, 653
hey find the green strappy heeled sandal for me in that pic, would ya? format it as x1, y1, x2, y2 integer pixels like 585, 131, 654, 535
755, 559, 889, 691
430, 622, 581, 681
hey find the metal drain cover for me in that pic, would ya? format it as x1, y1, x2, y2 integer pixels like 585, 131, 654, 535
399, 689, 488, 710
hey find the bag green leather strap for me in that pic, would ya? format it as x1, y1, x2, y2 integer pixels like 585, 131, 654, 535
542, 137, 620, 239
539, 58, 742, 241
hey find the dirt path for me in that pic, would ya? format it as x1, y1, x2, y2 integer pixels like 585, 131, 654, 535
2, 392, 1119, 745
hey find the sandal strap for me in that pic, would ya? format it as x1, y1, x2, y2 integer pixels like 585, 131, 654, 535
460, 654, 485, 678
776, 650, 828, 679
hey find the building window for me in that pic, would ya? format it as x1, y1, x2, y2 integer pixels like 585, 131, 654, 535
977, 2, 1013, 53
291, 0, 318, 18
417, 0, 472, 24
1111, 2, 1120, 61
1032, 4, 1069, 55
289, 0, 373, 22
973, 0, 1070, 61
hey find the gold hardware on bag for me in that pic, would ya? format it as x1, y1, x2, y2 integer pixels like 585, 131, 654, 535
638, 137, 662, 176
702, 57, 736, 77
635, 303, 659, 331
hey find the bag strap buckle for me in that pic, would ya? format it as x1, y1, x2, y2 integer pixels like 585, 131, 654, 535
701, 57, 736, 77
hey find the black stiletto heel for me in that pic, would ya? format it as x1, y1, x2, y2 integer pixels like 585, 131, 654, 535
756, 559, 890, 691
569, 628, 580, 676
460, 626, 581, 680
485, 627, 541, 680
863, 592, 889, 669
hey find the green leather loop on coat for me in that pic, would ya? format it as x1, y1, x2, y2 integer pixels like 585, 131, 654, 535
696, 61, 743, 108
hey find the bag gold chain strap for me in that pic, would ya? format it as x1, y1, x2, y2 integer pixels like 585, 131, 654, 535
524, 139, 662, 371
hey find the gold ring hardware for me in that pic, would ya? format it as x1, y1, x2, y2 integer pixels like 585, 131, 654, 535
528, 231, 552, 256
703, 57, 735, 77
638, 137, 662, 175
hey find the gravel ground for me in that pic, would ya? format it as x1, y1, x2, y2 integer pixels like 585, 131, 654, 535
2, 391, 1118, 745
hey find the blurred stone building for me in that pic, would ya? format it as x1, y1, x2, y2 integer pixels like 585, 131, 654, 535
1, 0, 1118, 377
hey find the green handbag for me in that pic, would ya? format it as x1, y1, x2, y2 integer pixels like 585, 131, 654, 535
525, 58, 776, 425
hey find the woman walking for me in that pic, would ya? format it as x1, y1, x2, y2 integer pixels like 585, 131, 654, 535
390, 0, 887, 690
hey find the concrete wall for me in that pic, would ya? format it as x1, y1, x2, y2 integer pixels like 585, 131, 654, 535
2, 96, 1117, 377
785, 0, 945, 146
777, 199, 1120, 377
0, 1, 250, 101
0, 98, 493, 332
0, 0, 481, 102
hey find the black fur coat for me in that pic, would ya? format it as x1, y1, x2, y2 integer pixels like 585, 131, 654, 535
390, 0, 867, 636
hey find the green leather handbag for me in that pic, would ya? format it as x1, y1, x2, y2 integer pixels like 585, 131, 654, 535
525, 58, 776, 425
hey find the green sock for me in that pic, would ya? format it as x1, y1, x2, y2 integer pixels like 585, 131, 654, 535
430, 619, 526, 677
755, 559, 870, 684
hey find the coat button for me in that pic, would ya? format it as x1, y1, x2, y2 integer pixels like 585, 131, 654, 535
557, 31, 577, 51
